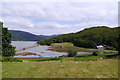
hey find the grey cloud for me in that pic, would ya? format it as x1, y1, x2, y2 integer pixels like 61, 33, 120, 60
1, 2, 118, 35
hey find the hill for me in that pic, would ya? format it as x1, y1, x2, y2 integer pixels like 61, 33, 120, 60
9, 30, 58, 41
37, 26, 119, 50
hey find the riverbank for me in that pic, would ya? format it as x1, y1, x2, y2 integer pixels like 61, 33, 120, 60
47, 42, 118, 54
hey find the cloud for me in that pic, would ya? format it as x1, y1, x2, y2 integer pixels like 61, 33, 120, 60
2, 2, 117, 22
35, 22, 72, 29
3, 16, 34, 28
0, 1, 118, 35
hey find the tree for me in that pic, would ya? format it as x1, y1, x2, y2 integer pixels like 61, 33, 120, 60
1, 22, 15, 57
67, 50, 77, 57
0, 22, 2, 56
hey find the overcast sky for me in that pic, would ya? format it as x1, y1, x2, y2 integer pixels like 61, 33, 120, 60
0, 0, 118, 35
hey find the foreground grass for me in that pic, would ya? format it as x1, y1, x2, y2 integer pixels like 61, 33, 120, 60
2, 59, 118, 78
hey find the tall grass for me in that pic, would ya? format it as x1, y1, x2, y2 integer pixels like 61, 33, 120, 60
32, 57, 62, 61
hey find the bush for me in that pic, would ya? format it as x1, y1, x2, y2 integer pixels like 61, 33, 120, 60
33, 57, 62, 61
67, 50, 77, 57
92, 51, 100, 56
2, 57, 22, 62
74, 57, 97, 61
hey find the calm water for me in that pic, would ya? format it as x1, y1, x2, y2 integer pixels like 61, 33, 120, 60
11, 41, 90, 57
11, 41, 67, 57
11, 41, 36, 50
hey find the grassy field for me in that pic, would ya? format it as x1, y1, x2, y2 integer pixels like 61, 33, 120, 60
2, 42, 118, 78
2, 59, 118, 78
48, 42, 118, 54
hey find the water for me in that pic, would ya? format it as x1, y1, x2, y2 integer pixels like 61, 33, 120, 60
11, 41, 67, 57
11, 41, 90, 57
11, 41, 36, 50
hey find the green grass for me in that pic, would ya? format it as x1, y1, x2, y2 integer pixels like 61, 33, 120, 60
1, 57, 22, 62
17, 53, 118, 62
32, 57, 62, 61
0, 62, 2, 79
51, 42, 74, 47
30, 54, 103, 62
2, 59, 118, 78
49, 42, 118, 54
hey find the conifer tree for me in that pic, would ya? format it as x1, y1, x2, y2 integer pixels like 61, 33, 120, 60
1, 21, 15, 57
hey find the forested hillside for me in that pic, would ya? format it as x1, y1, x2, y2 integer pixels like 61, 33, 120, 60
37, 26, 119, 50
9, 30, 58, 41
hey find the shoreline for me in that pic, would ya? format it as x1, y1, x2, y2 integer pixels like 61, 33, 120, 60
16, 44, 39, 52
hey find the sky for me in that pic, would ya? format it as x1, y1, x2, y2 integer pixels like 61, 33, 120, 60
0, 0, 119, 35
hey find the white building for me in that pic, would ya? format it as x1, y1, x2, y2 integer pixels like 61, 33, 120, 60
97, 45, 104, 49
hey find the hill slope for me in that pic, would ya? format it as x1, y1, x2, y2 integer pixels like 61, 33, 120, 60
9, 30, 58, 41
37, 26, 119, 50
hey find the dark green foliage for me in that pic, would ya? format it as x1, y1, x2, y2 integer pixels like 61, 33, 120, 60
2, 27, 15, 57
92, 51, 100, 56
67, 50, 77, 57
0, 22, 2, 56
74, 57, 97, 61
104, 54, 118, 58
32, 57, 62, 61
9, 30, 58, 41
37, 26, 119, 50
118, 27, 120, 55
1, 57, 22, 62
73, 39, 96, 48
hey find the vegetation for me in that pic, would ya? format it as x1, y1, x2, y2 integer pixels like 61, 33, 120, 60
67, 50, 77, 57
49, 42, 94, 52
92, 51, 101, 56
2, 59, 118, 78
16, 52, 37, 56
28, 52, 118, 62
2, 57, 22, 62
46, 42, 118, 57
0, 22, 2, 57
0, 22, 21, 62
118, 29, 120, 55
32, 57, 62, 61
51, 42, 74, 47
2, 23, 16, 57
37, 26, 119, 51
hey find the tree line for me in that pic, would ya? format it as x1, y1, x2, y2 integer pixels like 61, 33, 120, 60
37, 26, 119, 50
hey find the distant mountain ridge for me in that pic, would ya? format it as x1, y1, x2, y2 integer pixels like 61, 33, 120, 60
9, 30, 58, 41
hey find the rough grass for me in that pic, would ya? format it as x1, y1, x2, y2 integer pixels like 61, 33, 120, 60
48, 42, 118, 54
32, 57, 62, 61
16, 52, 37, 56
51, 42, 74, 47
2, 59, 118, 78
16, 53, 118, 62
0, 62, 2, 79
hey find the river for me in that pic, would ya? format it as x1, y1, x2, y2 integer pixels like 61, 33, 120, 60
11, 41, 67, 57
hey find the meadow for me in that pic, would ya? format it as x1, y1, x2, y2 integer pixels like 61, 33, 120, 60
2, 59, 118, 78
2, 42, 119, 78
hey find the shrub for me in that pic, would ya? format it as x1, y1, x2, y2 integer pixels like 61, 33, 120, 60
92, 51, 100, 56
33, 57, 62, 61
67, 50, 77, 57
2, 57, 22, 62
